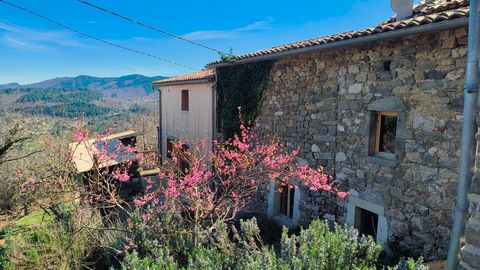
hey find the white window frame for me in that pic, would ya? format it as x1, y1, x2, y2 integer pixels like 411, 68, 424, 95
267, 181, 300, 227
346, 195, 388, 244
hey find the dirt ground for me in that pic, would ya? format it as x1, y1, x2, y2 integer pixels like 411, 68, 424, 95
427, 261, 446, 270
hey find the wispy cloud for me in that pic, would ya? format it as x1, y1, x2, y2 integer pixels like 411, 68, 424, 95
0, 20, 91, 51
182, 17, 274, 41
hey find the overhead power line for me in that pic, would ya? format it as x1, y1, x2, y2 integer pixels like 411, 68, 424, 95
0, 0, 196, 70
76, 0, 227, 55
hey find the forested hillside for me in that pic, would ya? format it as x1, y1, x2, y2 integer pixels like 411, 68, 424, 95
0, 74, 167, 98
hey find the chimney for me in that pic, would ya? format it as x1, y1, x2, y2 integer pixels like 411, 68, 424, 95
391, 0, 414, 20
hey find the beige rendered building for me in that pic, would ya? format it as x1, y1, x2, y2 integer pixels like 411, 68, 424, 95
152, 69, 216, 161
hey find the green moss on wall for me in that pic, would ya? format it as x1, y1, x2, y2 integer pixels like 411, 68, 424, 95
216, 61, 273, 139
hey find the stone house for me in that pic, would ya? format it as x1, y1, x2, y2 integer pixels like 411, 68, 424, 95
208, 0, 470, 261
152, 69, 216, 161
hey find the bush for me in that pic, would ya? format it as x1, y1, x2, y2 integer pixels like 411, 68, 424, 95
121, 215, 383, 270
389, 257, 428, 270
277, 220, 381, 269
0, 213, 80, 270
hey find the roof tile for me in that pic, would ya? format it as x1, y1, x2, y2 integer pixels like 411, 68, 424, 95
208, 0, 469, 66
152, 69, 215, 85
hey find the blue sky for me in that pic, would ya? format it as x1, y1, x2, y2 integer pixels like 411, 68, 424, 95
0, 0, 421, 84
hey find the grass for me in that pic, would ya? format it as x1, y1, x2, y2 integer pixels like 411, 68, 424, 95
15, 209, 53, 228
0, 208, 82, 270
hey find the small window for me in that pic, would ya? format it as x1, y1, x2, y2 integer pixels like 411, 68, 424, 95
277, 185, 295, 219
166, 138, 174, 159
369, 111, 398, 157
179, 144, 190, 174
181, 90, 189, 111
383, 60, 392, 72
355, 207, 379, 239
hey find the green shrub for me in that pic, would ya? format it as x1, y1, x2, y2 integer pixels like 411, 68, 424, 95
0, 207, 91, 270
388, 257, 429, 270
123, 215, 383, 270
121, 250, 177, 270
276, 220, 382, 270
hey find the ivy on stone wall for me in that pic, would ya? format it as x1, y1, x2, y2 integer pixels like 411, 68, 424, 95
216, 61, 273, 139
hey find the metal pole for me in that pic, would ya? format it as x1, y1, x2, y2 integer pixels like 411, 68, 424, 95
446, 0, 480, 268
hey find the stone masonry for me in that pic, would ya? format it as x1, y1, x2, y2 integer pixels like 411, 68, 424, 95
252, 27, 468, 261
459, 119, 480, 269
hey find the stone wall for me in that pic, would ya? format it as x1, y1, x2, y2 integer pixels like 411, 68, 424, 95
252, 27, 468, 261
459, 125, 480, 269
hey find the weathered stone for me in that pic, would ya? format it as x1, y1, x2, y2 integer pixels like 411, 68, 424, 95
439, 156, 458, 168
413, 112, 435, 131
465, 218, 480, 248
348, 83, 363, 94
460, 245, 480, 269
311, 144, 321, 153
427, 147, 438, 156
314, 152, 334, 160
313, 135, 336, 142
367, 97, 405, 112
336, 152, 347, 162
426, 70, 447, 80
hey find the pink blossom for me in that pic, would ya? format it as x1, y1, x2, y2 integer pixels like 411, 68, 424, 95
74, 130, 88, 143
337, 192, 349, 200
112, 170, 130, 182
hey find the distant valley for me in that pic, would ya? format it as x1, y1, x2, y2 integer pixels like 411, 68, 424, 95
0, 74, 167, 99
0, 74, 165, 119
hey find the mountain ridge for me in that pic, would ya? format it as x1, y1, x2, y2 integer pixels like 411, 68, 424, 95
0, 74, 167, 97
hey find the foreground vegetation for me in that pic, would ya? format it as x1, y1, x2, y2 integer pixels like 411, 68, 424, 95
0, 118, 429, 269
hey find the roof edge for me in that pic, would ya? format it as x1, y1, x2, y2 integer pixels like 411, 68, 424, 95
209, 17, 468, 68
153, 78, 215, 87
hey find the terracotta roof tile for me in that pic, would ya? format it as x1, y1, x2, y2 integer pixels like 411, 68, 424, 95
208, 0, 469, 66
152, 69, 215, 85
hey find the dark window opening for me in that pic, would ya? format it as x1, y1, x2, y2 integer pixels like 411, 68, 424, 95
166, 138, 174, 159
179, 144, 190, 174
355, 207, 378, 239
278, 185, 295, 219
369, 111, 398, 156
377, 113, 397, 154
181, 90, 189, 111
383, 60, 392, 72
119, 136, 136, 147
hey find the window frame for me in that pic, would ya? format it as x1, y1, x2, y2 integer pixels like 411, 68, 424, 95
355, 207, 379, 239
267, 181, 300, 227
181, 89, 189, 111
346, 195, 388, 244
365, 97, 406, 167
276, 185, 295, 219
373, 111, 398, 158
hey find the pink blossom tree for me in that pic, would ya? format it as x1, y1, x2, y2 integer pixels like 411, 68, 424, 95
20, 118, 145, 218
137, 123, 347, 229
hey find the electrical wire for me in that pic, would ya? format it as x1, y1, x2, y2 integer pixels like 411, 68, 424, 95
0, 0, 196, 70
77, 0, 227, 55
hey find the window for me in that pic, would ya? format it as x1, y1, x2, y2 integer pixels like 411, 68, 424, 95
354, 207, 379, 239
166, 139, 174, 159
346, 196, 388, 243
369, 111, 398, 158
179, 144, 190, 174
277, 185, 295, 219
383, 60, 392, 72
366, 97, 406, 166
181, 90, 189, 111
166, 138, 190, 172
